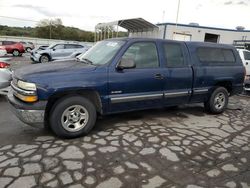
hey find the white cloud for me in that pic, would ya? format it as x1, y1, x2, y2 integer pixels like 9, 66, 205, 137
0, 0, 249, 31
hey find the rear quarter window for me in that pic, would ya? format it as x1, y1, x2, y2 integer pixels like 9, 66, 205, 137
197, 47, 235, 64
243, 51, 250, 60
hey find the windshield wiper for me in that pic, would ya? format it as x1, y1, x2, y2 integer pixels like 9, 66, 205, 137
81, 58, 94, 65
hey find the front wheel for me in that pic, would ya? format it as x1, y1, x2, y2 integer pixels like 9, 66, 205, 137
50, 96, 97, 138
40, 54, 50, 63
12, 50, 20, 57
204, 87, 228, 114
26, 47, 32, 53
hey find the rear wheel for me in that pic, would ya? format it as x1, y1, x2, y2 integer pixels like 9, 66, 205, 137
26, 47, 32, 52
12, 50, 20, 57
49, 96, 97, 138
40, 54, 50, 63
204, 87, 228, 114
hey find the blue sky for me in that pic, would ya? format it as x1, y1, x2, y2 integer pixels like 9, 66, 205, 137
0, 0, 250, 31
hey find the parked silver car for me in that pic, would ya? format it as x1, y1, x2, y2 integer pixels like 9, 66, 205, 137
0, 47, 7, 57
30, 43, 88, 63
0, 61, 12, 95
20, 41, 35, 52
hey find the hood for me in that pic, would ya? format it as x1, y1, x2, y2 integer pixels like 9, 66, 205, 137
14, 60, 96, 80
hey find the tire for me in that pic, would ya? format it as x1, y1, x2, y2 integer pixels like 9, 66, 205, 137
49, 95, 97, 138
204, 87, 228, 114
12, 49, 20, 57
40, 54, 50, 63
26, 47, 32, 53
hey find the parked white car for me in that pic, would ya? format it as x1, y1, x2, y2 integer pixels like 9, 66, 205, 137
0, 46, 7, 57
238, 49, 250, 75
30, 43, 89, 63
0, 61, 12, 95
238, 49, 250, 91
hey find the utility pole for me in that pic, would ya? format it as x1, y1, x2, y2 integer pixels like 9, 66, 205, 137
162, 10, 165, 23
174, 0, 181, 39
49, 19, 52, 39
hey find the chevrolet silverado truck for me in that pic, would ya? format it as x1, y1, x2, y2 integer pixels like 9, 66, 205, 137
8, 38, 245, 138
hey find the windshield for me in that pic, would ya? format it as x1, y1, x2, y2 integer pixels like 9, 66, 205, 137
47, 43, 58, 49
78, 40, 125, 65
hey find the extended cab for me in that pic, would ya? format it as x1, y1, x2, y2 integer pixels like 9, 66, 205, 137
8, 38, 245, 138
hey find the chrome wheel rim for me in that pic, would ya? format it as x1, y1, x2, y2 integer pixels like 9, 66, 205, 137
61, 105, 89, 132
41, 56, 49, 63
13, 50, 19, 56
214, 92, 226, 110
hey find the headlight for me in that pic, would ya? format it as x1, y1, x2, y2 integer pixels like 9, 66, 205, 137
17, 80, 37, 91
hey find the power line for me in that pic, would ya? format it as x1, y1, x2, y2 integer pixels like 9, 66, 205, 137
0, 15, 39, 23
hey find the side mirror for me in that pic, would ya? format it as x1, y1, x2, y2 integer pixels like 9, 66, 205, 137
117, 58, 136, 70
52, 48, 56, 51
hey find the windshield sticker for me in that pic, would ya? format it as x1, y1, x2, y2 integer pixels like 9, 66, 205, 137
106, 42, 118, 47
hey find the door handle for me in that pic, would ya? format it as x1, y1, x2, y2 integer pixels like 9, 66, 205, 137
154, 73, 164, 80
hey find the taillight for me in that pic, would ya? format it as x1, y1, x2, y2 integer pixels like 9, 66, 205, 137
0, 62, 10, 68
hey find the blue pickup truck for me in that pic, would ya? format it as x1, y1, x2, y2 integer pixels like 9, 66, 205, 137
8, 38, 245, 138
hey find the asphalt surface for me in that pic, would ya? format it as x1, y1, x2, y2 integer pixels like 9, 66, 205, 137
0, 55, 250, 188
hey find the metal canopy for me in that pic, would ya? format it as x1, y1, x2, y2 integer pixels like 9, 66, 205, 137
94, 18, 158, 42
95, 18, 159, 32
117, 18, 158, 32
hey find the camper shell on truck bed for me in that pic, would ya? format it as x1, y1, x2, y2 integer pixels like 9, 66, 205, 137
8, 38, 245, 138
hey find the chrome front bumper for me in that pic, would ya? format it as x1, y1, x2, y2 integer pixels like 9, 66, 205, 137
10, 105, 45, 127
8, 88, 47, 128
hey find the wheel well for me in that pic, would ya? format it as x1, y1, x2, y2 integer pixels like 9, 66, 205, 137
45, 90, 102, 125
215, 81, 232, 94
12, 49, 20, 53
40, 53, 51, 60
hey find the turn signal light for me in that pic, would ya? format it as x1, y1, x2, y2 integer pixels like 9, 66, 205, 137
14, 92, 38, 102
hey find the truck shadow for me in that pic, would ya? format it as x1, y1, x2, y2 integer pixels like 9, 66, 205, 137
93, 104, 206, 132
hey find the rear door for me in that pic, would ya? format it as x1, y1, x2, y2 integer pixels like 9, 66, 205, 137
64, 44, 78, 57
161, 41, 193, 105
108, 41, 165, 113
2, 41, 15, 52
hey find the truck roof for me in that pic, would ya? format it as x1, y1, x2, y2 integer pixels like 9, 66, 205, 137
106, 37, 235, 49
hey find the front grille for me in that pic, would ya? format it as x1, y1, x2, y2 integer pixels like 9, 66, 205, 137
12, 77, 18, 86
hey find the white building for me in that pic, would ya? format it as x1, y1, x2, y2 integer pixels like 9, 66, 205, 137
95, 18, 250, 49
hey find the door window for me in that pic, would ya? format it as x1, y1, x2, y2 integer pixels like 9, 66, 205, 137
163, 43, 185, 67
65, 44, 81, 49
2, 41, 15, 45
122, 42, 159, 68
53, 44, 64, 50
197, 48, 235, 63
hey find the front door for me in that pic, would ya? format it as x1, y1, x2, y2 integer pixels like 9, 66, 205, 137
161, 42, 193, 105
108, 42, 164, 113
51, 44, 66, 59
